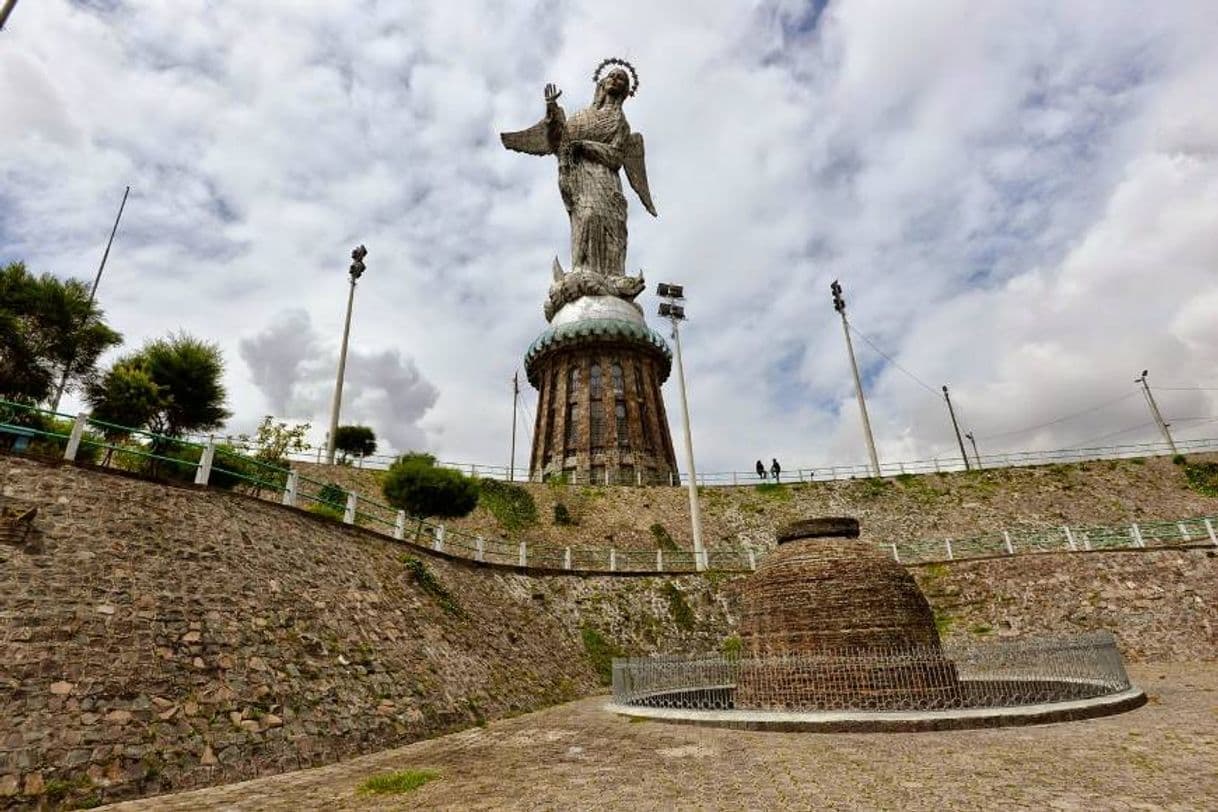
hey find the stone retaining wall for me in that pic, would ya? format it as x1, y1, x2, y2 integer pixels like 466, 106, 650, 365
0, 456, 732, 810
1, 454, 1215, 809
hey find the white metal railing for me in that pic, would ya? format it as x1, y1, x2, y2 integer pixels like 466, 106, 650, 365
200, 434, 1218, 488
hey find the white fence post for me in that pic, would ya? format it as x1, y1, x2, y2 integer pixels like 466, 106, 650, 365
656, 549, 663, 572
945, 539, 954, 560
1205, 519, 1218, 547
1178, 522, 1191, 542
343, 492, 357, 525
1080, 532, 1091, 551
433, 524, 445, 552
281, 471, 298, 507
194, 442, 216, 486
1063, 526, 1076, 551
637, 469, 642, 486
609, 548, 616, 571
563, 546, 572, 570
63, 413, 87, 461
475, 536, 485, 562
393, 511, 405, 540
1130, 523, 1145, 548
732, 471, 738, 486
747, 549, 757, 571
518, 541, 527, 567
891, 543, 900, 563
1003, 531, 1014, 555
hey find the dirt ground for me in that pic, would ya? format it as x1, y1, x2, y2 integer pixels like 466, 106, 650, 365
106, 663, 1218, 811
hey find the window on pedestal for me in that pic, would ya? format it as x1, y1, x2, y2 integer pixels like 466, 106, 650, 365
565, 364, 581, 450
543, 370, 556, 457
589, 363, 604, 448
611, 361, 629, 450
635, 361, 654, 451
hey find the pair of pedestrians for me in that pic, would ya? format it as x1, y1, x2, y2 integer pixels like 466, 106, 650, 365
754, 458, 781, 481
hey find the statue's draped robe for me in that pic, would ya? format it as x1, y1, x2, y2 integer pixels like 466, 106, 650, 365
560, 106, 630, 277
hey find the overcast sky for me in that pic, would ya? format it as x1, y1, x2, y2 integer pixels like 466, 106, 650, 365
3, 0, 1217, 474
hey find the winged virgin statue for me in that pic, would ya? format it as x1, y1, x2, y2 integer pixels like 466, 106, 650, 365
501, 58, 656, 319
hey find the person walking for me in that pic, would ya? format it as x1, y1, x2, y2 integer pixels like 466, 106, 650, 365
755, 459, 766, 480
770, 458, 782, 482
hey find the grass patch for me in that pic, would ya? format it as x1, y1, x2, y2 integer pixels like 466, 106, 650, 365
753, 482, 792, 500
650, 522, 680, 552
933, 611, 954, 636
478, 478, 538, 533
969, 623, 994, 636
1183, 462, 1218, 497
581, 625, 625, 686
309, 502, 345, 521
660, 582, 695, 630
402, 556, 462, 616
357, 769, 440, 796
855, 477, 892, 499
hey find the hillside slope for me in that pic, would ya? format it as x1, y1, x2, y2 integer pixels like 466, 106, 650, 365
296, 454, 1218, 554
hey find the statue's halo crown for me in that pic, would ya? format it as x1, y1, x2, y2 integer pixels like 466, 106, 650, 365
593, 57, 639, 96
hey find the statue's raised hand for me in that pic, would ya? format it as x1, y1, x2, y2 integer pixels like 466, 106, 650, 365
544, 83, 562, 103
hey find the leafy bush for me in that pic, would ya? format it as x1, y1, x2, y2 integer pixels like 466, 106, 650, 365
20, 415, 102, 464
478, 478, 538, 533
382, 454, 479, 519
317, 481, 348, 510
720, 635, 743, 659
553, 501, 576, 526
153, 443, 261, 490
1183, 462, 1218, 497
580, 625, 624, 686
650, 522, 679, 552
1172, 454, 1187, 466
660, 582, 695, 630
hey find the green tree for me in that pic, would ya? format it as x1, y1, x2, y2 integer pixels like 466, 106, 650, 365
84, 360, 162, 465
382, 452, 479, 521
239, 416, 310, 468
334, 424, 377, 462
134, 333, 232, 439
0, 262, 122, 405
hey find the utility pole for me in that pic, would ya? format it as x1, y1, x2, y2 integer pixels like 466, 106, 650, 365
509, 371, 519, 482
1136, 370, 1177, 454
658, 282, 706, 572
831, 280, 881, 477
942, 385, 971, 471
51, 185, 130, 414
964, 431, 982, 470
326, 245, 367, 465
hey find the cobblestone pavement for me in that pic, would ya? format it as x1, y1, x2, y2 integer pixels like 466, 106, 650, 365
107, 664, 1218, 811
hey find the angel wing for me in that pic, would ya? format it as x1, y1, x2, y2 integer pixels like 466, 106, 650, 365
501, 105, 567, 156
500, 118, 551, 155
622, 132, 657, 216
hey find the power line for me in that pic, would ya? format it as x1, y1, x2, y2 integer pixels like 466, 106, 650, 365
1067, 420, 1158, 449
978, 391, 1139, 441
846, 322, 941, 399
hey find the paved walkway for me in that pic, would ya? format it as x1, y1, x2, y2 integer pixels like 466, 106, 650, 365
108, 664, 1218, 810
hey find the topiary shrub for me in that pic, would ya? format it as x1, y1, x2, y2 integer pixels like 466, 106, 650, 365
382, 453, 479, 520
478, 478, 538, 533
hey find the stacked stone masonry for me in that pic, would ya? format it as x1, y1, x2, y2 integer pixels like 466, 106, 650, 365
0, 455, 1215, 808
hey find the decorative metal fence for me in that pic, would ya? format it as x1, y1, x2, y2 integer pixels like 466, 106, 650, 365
611, 632, 1134, 713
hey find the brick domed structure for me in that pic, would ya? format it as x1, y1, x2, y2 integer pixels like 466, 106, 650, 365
736, 518, 961, 710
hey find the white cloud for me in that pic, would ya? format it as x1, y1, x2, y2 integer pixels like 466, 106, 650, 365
3, 0, 1218, 474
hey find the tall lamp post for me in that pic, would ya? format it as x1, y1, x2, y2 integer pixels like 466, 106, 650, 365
964, 431, 982, 470
326, 245, 367, 465
658, 282, 706, 572
1135, 369, 1177, 454
831, 280, 881, 477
